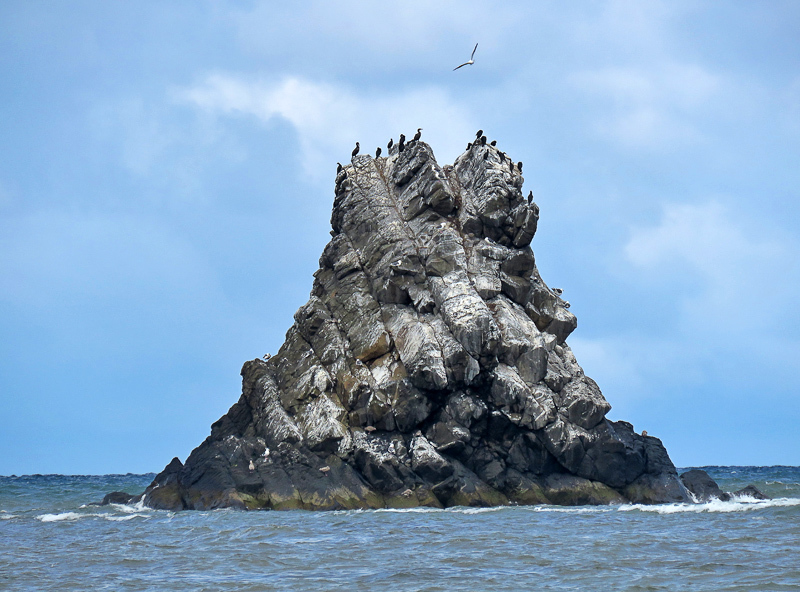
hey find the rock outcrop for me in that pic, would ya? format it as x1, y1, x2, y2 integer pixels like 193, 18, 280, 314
680, 469, 770, 502
136, 136, 692, 510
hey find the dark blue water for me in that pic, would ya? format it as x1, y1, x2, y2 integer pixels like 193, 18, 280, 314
1, 467, 798, 591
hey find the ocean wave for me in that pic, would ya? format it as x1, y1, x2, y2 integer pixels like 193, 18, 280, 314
110, 499, 148, 513
36, 511, 99, 522
619, 497, 800, 514
375, 507, 442, 514
532, 506, 611, 514
448, 506, 507, 514
0, 512, 17, 520
104, 513, 149, 521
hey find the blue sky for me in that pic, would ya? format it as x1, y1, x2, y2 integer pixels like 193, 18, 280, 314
1, 1, 798, 475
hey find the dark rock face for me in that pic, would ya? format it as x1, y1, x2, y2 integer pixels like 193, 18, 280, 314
732, 484, 770, 500
140, 138, 691, 510
100, 491, 136, 506
679, 469, 771, 502
680, 469, 730, 501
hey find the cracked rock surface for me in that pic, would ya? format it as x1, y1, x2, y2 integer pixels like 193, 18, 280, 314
138, 138, 690, 511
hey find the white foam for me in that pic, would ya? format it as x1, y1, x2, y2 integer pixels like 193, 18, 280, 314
533, 505, 611, 514
36, 512, 95, 522
110, 498, 148, 514
619, 497, 800, 514
104, 514, 148, 521
448, 506, 506, 514
375, 507, 442, 514
0, 513, 17, 520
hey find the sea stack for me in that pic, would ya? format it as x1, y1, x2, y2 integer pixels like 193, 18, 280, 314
139, 137, 691, 511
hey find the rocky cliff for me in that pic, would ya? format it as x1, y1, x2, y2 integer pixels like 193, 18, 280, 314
139, 135, 691, 511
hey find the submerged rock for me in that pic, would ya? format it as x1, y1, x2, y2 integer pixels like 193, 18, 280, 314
136, 136, 691, 510
680, 469, 772, 502
100, 491, 136, 506
680, 469, 730, 501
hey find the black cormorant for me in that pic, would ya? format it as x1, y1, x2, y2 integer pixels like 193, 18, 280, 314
517, 161, 523, 172
351, 142, 360, 158
375, 147, 381, 158
490, 140, 497, 146
476, 129, 483, 138
388, 138, 394, 150
413, 128, 422, 142
337, 163, 343, 174
480, 135, 487, 146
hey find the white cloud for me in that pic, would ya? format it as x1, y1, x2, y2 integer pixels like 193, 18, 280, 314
174, 74, 475, 179
624, 201, 799, 337
569, 63, 720, 148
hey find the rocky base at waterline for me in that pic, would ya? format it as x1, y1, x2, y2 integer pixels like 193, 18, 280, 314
679, 469, 770, 502
116, 134, 701, 511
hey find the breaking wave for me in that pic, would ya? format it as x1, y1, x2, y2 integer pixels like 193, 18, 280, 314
619, 497, 800, 514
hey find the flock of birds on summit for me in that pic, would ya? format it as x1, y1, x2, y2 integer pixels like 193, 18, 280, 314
332, 42, 565, 301
338, 128, 530, 204
335, 124, 567, 308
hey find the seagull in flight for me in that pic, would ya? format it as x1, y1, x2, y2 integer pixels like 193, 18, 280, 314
453, 43, 478, 71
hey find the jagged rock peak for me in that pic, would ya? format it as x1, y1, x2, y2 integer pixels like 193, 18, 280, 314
137, 137, 690, 511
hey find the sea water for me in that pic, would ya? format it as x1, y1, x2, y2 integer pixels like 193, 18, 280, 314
1, 466, 798, 591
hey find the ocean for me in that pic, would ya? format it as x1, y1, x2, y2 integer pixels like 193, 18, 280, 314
1, 466, 798, 591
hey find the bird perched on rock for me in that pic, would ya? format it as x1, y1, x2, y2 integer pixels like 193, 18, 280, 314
564, 301, 571, 309
454, 43, 479, 70
351, 142, 360, 158
553, 287, 563, 295
527, 190, 533, 204
365, 426, 377, 433
336, 163, 343, 174
517, 161, 523, 172
375, 147, 382, 158
642, 430, 649, 437
388, 138, 394, 150
398, 134, 406, 153
466, 142, 472, 150
490, 140, 497, 146
248, 460, 255, 472
480, 135, 487, 146
476, 129, 483, 138
413, 128, 422, 142
319, 466, 330, 474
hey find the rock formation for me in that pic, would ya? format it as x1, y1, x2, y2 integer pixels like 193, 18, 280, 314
137, 136, 693, 511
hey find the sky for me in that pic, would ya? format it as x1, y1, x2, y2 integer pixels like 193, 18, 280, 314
1, 1, 799, 475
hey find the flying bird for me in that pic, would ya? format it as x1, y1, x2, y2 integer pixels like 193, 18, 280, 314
453, 43, 478, 70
